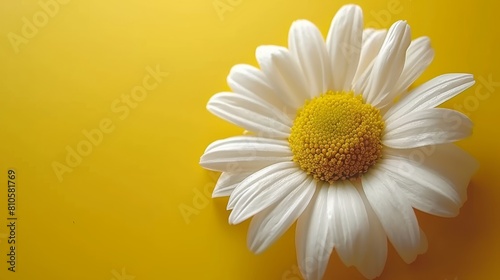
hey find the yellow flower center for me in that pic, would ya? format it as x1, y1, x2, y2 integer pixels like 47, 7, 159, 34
288, 91, 384, 183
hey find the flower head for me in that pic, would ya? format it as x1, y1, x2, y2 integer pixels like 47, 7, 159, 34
200, 4, 477, 280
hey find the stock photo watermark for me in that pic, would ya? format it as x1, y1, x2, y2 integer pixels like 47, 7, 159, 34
111, 267, 135, 280
3, 169, 18, 273
7, 0, 72, 54
453, 74, 499, 116
339, 0, 404, 59
185, 103, 293, 225
282, 264, 303, 280
213, 0, 243, 21
51, 65, 168, 182
185, 121, 282, 225
179, 174, 216, 224
366, 0, 404, 29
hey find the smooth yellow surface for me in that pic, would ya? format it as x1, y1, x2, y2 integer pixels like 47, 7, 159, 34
0, 0, 499, 279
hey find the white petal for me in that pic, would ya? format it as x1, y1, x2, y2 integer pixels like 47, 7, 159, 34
384, 143, 478, 208
362, 170, 422, 263
354, 185, 388, 279
247, 176, 316, 254
377, 156, 462, 217
326, 4, 364, 91
200, 136, 292, 172
418, 229, 428, 255
352, 60, 373, 95
391, 37, 434, 97
384, 74, 475, 122
227, 64, 291, 114
364, 21, 411, 107
207, 92, 291, 138
228, 162, 304, 224
213, 172, 253, 198
328, 181, 370, 267
289, 20, 331, 97
296, 184, 334, 280
353, 28, 387, 84
256, 45, 309, 110
383, 108, 473, 149
362, 28, 374, 38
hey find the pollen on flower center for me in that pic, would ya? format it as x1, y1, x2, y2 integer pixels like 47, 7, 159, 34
288, 91, 384, 183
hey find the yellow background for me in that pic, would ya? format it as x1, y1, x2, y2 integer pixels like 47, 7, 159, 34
0, 0, 499, 279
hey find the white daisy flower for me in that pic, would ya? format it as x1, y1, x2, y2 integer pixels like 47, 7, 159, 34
200, 4, 478, 280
